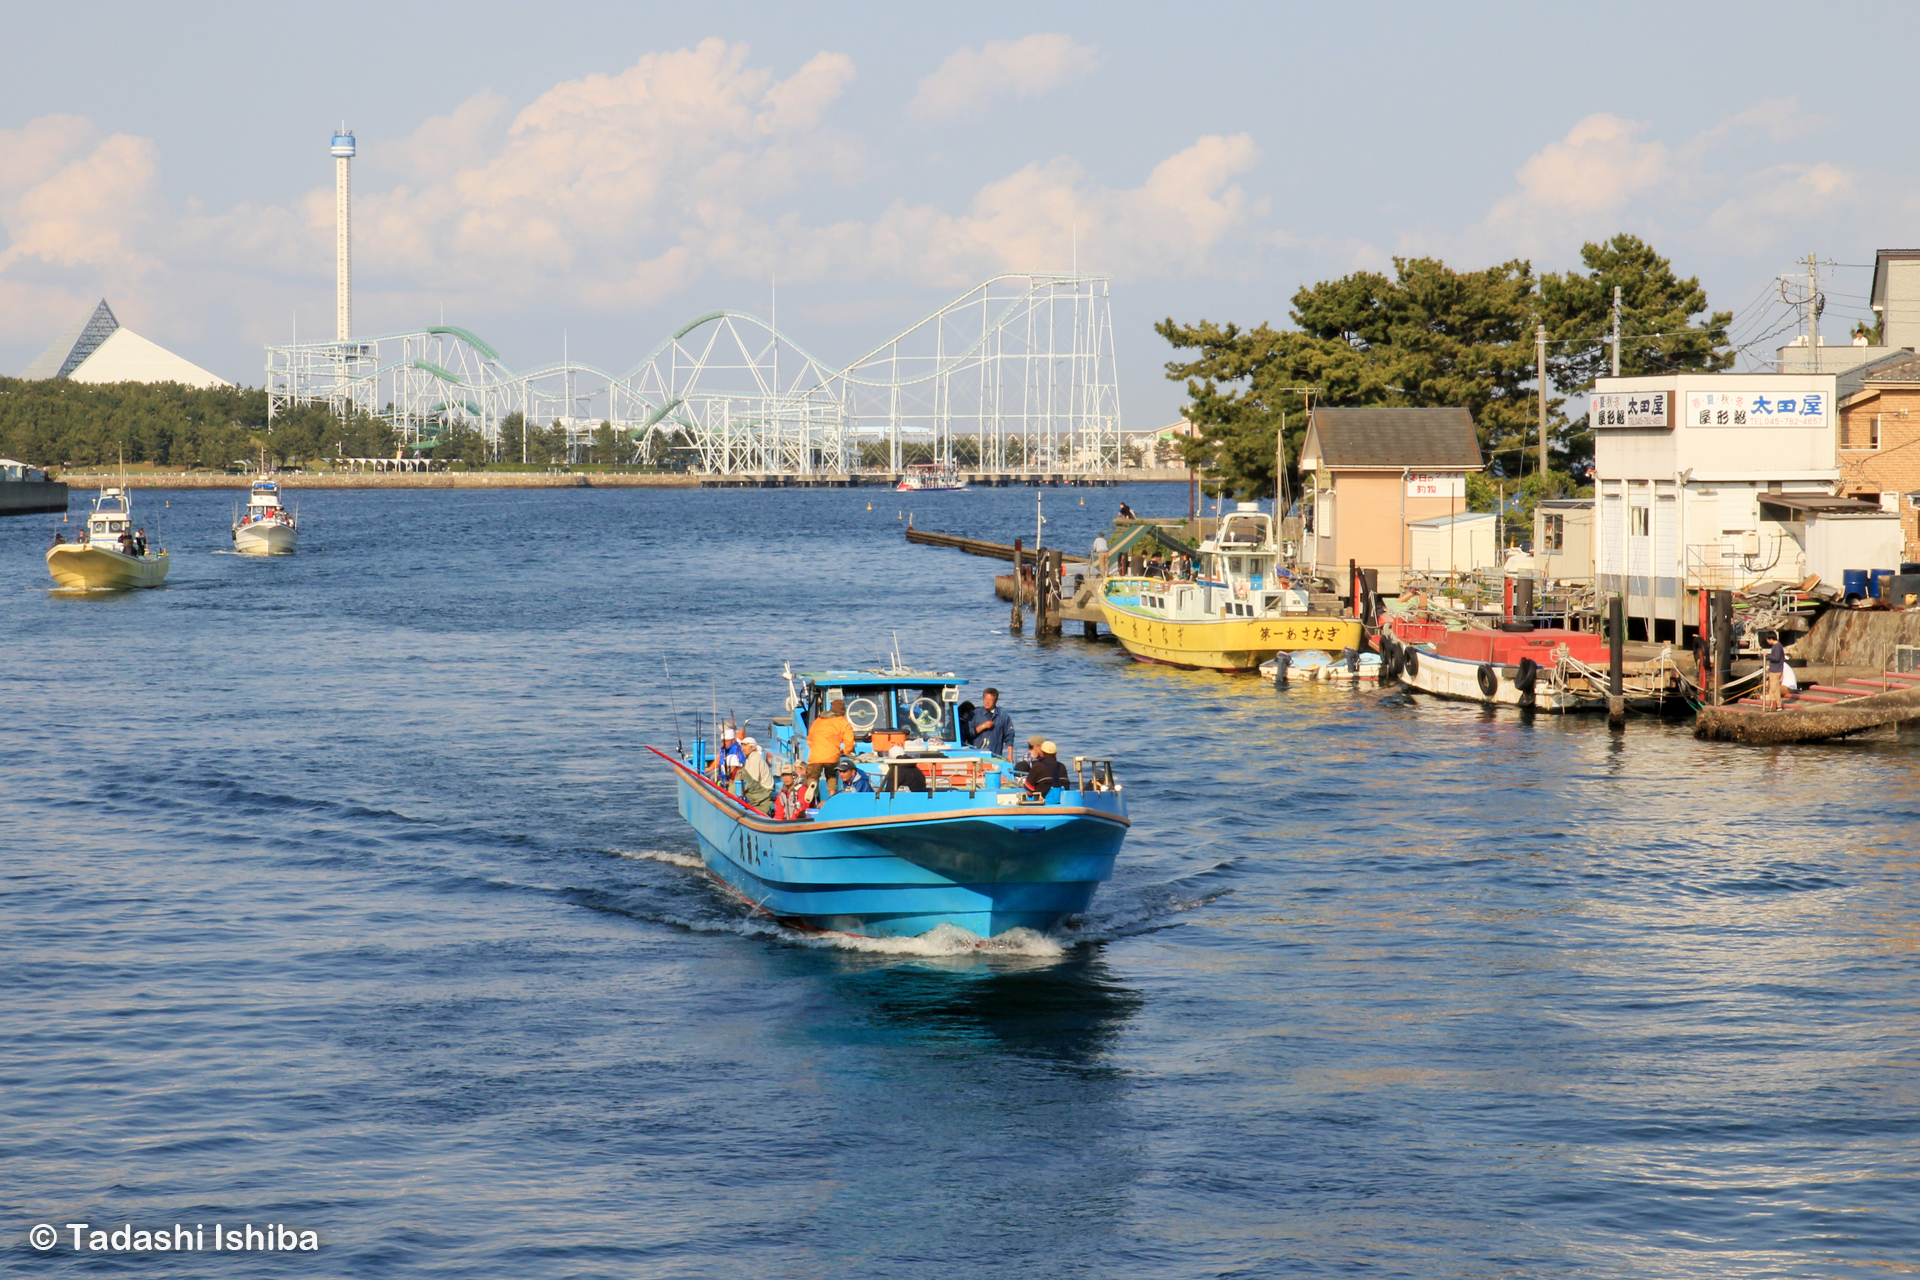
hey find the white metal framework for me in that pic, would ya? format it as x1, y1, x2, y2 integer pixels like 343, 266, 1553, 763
265, 273, 1123, 474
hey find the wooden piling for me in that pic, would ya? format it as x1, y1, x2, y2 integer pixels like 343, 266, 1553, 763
1045, 548, 1065, 634
1009, 538, 1024, 633
1713, 589, 1735, 706
1608, 595, 1626, 730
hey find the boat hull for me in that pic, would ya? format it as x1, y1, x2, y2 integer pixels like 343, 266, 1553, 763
1398, 646, 1577, 710
46, 545, 169, 590
233, 521, 297, 555
666, 756, 1126, 938
1104, 599, 1363, 672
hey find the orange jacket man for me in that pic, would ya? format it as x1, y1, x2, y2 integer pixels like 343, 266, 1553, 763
806, 700, 855, 794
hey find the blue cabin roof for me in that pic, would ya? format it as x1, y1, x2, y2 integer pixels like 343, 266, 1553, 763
800, 670, 966, 688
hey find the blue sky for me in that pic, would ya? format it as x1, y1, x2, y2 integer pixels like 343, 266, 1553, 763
3, 1, 1914, 424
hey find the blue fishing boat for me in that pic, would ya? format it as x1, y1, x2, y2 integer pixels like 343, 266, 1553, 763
653, 666, 1129, 940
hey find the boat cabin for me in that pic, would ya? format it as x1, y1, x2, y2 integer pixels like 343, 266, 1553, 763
87, 490, 133, 547
245, 482, 287, 521
1134, 503, 1312, 620
789, 669, 969, 752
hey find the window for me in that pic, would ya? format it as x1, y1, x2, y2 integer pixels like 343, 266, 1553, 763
1873, 415, 1883, 450
1630, 507, 1650, 537
1543, 513, 1565, 553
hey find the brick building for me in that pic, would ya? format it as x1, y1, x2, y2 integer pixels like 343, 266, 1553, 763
1837, 353, 1920, 559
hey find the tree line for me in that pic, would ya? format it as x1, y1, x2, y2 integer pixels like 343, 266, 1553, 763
0, 379, 699, 471
1158, 234, 1733, 507
0, 378, 397, 470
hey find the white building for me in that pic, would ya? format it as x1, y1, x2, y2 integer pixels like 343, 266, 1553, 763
1590, 362, 1902, 637
22, 299, 228, 389
1406, 510, 1496, 575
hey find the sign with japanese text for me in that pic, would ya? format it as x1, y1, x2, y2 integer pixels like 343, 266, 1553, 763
1590, 391, 1669, 428
1683, 389, 1827, 428
1405, 471, 1465, 498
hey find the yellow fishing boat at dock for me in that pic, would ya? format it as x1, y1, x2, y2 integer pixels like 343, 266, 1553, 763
1101, 504, 1361, 671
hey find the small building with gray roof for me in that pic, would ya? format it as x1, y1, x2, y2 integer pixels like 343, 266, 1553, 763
1296, 406, 1485, 595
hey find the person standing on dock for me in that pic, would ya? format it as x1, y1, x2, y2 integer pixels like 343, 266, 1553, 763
1763, 631, 1787, 711
1092, 532, 1109, 578
807, 699, 855, 796
968, 687, 1015, 759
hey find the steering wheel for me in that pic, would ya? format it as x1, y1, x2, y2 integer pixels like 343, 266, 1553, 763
906, 697, 944, 736
844, 697, 881, 732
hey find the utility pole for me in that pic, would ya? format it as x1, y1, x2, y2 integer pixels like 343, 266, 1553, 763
1807, 251, 1820, 373
1611, 286, 1622, 377
1536, 323, 1549, 478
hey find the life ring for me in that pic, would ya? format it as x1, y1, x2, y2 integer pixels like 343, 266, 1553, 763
1233, 581, 1249, 600
1476, 663, 1498, 698
1404, 648, 1419, 678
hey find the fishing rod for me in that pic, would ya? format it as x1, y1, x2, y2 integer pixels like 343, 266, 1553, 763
663, 659, 683, 754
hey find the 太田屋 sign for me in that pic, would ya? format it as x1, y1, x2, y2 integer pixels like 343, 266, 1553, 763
1683, 390, 1827, 428
1590, 391, 1668, 428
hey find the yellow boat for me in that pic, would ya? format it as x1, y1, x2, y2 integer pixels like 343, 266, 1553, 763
46, 487, 170, 590
1101, 504, 1360, 671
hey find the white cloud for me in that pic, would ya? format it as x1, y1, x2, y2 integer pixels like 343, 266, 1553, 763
910, 34, 1097, 121
1483, 113, 1670, 244
0, 39, 1266, 368
1466, 100, 1854, 265
0, 115, 161, 275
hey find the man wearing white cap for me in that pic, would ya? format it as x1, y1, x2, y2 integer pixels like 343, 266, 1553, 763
1023, 740, 1070, 799
739, 736, 776, 814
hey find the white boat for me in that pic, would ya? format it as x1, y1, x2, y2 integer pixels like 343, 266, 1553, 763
1259, 649, 1383, 683
46, 488, 169, 589
896, 463, 967, 492
233, 478, 297, 555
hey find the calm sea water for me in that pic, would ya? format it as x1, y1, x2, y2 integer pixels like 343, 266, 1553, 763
3, 484, 1917, 1278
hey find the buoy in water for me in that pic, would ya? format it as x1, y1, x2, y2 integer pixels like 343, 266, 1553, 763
867, 501, 872, 511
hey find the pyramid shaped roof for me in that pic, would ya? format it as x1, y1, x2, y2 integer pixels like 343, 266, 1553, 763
22, 299, 119, 379
66, 327, 229, 388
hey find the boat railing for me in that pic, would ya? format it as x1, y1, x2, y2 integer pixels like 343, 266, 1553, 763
1074, 757, 1119, 792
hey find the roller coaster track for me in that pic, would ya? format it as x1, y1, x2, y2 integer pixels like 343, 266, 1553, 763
266, 273, 1122, 475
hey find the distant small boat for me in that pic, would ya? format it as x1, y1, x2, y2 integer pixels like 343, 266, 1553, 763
46, 487, 168, 589
233, 478, 297, 555
897, 463, 967, 492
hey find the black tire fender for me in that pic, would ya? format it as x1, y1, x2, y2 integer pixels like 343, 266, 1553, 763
1514, 657, 1539, 693
1404, 647, 1419, 678
1476, 663, 1498, 698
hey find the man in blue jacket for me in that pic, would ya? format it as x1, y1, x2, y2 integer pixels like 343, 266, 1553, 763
968, 687, 1015, 759
833, 756, 874, 794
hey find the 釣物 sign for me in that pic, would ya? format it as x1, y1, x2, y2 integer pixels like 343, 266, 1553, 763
1684, 390, 1827, 428
1405, 471, 1464, 498
1590, 391, 1668, 428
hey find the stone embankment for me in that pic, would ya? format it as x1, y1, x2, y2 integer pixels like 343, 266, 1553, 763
59, 471, 703, 491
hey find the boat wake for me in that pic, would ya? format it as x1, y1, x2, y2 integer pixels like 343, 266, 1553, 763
610, 846, 1225, 956
615, 848, 706, 871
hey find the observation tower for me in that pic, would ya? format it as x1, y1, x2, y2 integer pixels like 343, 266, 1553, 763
331, 127, 355, 342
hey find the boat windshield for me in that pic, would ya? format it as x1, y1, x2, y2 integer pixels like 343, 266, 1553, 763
819, 684, 961, 742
